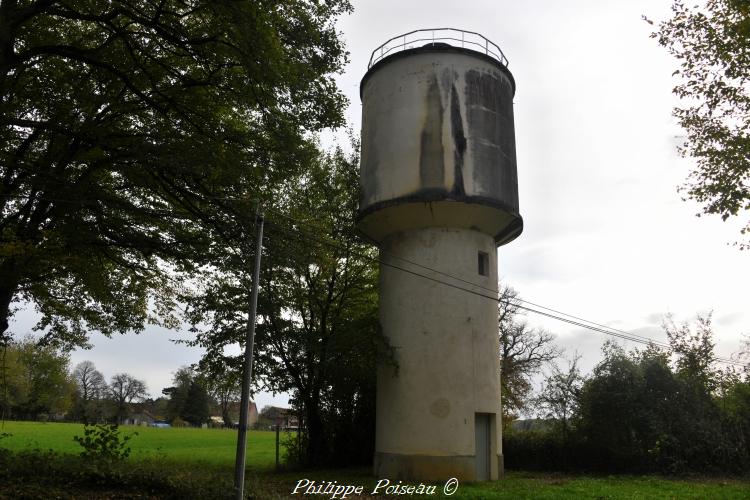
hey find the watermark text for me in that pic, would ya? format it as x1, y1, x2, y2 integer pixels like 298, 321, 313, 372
290, 478, 458, 498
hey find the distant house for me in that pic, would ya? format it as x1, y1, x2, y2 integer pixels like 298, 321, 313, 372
249, 401, 258, 426
259, 406, 300, 431
222, 400, 258, 428
124, 410, 156, 426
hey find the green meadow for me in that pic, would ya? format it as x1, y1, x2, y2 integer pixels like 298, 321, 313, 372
1, 421, 749, 499
0, 420, 281, 469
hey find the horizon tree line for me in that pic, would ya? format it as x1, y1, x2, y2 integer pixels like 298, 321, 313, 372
0, 338, 238, 426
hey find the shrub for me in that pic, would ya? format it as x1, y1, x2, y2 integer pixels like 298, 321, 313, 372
73, 424, 137, 461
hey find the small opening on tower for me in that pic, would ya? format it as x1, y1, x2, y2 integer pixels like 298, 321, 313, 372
478, 251, 489, 276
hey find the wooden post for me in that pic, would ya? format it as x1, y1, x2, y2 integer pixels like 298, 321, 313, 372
275, 423, 280, 471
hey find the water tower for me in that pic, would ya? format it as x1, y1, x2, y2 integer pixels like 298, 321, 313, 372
357, 29, 522, 482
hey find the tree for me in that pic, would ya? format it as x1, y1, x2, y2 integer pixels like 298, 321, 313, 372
0, 0, 352, 348
181, 380, 211, 426
648, 1, 750, 247
735, 333, 750, 370
537, 354, 584, 442
505, 313, 750, 473
0, 335, 75, 420
576, 342, 679, 471
573, 317, 746, 473
202, 366, 241, 427
663, 312, 718, 391
660, 313, 731, 470
723, 378, 750, 467
140, 396, 169, 422
185, 145, 392, 466
162, 366, 193, 423
498, 285, 561, 428
108, 373, 147, 423
71, 360, 106, 423
162, 365, 211, 426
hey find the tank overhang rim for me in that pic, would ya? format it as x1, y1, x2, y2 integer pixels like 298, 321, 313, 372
359, 44, 516, 99
356, 195, 524, 245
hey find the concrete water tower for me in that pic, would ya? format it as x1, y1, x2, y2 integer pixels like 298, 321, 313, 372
357, 29, 522, 482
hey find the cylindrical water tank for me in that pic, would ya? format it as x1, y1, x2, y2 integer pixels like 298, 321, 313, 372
358, 36, 522, 244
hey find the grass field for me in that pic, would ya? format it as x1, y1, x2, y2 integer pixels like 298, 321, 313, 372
0, 420, 284, 469
1, 421, 749, 499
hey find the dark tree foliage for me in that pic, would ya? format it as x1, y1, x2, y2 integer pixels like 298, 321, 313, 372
163, 366, 210, 426
575, 343, 684, 472
162, 365, 193, 423
0, 335, 74, 420
505, 313, 750, 474
181, 380, 210, 426
648, 0, 750, 247
185, 146, 392, 467
0, 0, 351, 347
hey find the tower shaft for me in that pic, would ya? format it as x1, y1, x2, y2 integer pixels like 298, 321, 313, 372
375, 227, 502, 480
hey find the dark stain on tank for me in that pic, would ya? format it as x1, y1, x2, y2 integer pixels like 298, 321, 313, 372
419, 74, 444, 189
450, 84, 466, 198
464, 69, 519, 211
360, 107, 379, 207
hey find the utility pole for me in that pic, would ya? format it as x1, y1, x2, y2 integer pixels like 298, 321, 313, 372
234, 206, 264, 500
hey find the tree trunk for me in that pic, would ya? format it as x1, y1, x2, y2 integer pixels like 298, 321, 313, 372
0, 260, 20, 343
305, 395, 325, 466
221, 403, 232, 428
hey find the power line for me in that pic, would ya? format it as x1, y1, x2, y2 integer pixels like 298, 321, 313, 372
262, 205, 683, 351
261, 211, 749, 369
265, 204, 690, 353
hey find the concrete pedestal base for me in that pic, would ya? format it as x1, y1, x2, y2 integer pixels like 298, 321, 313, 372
374, 452, 504, 482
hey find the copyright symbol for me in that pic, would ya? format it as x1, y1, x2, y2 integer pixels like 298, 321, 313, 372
443, 477, 458, 496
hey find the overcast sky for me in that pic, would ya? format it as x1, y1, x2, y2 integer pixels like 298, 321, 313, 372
11, 0, 749, 409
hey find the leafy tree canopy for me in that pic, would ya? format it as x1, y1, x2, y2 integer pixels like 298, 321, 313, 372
184, 144, 392, 466
181, 380, 210, 426
0, 0, 352, 347
518, 313, 750, 474
648, 0, 750, 247
0, 335, 75, 419
163, 365, 211, 425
